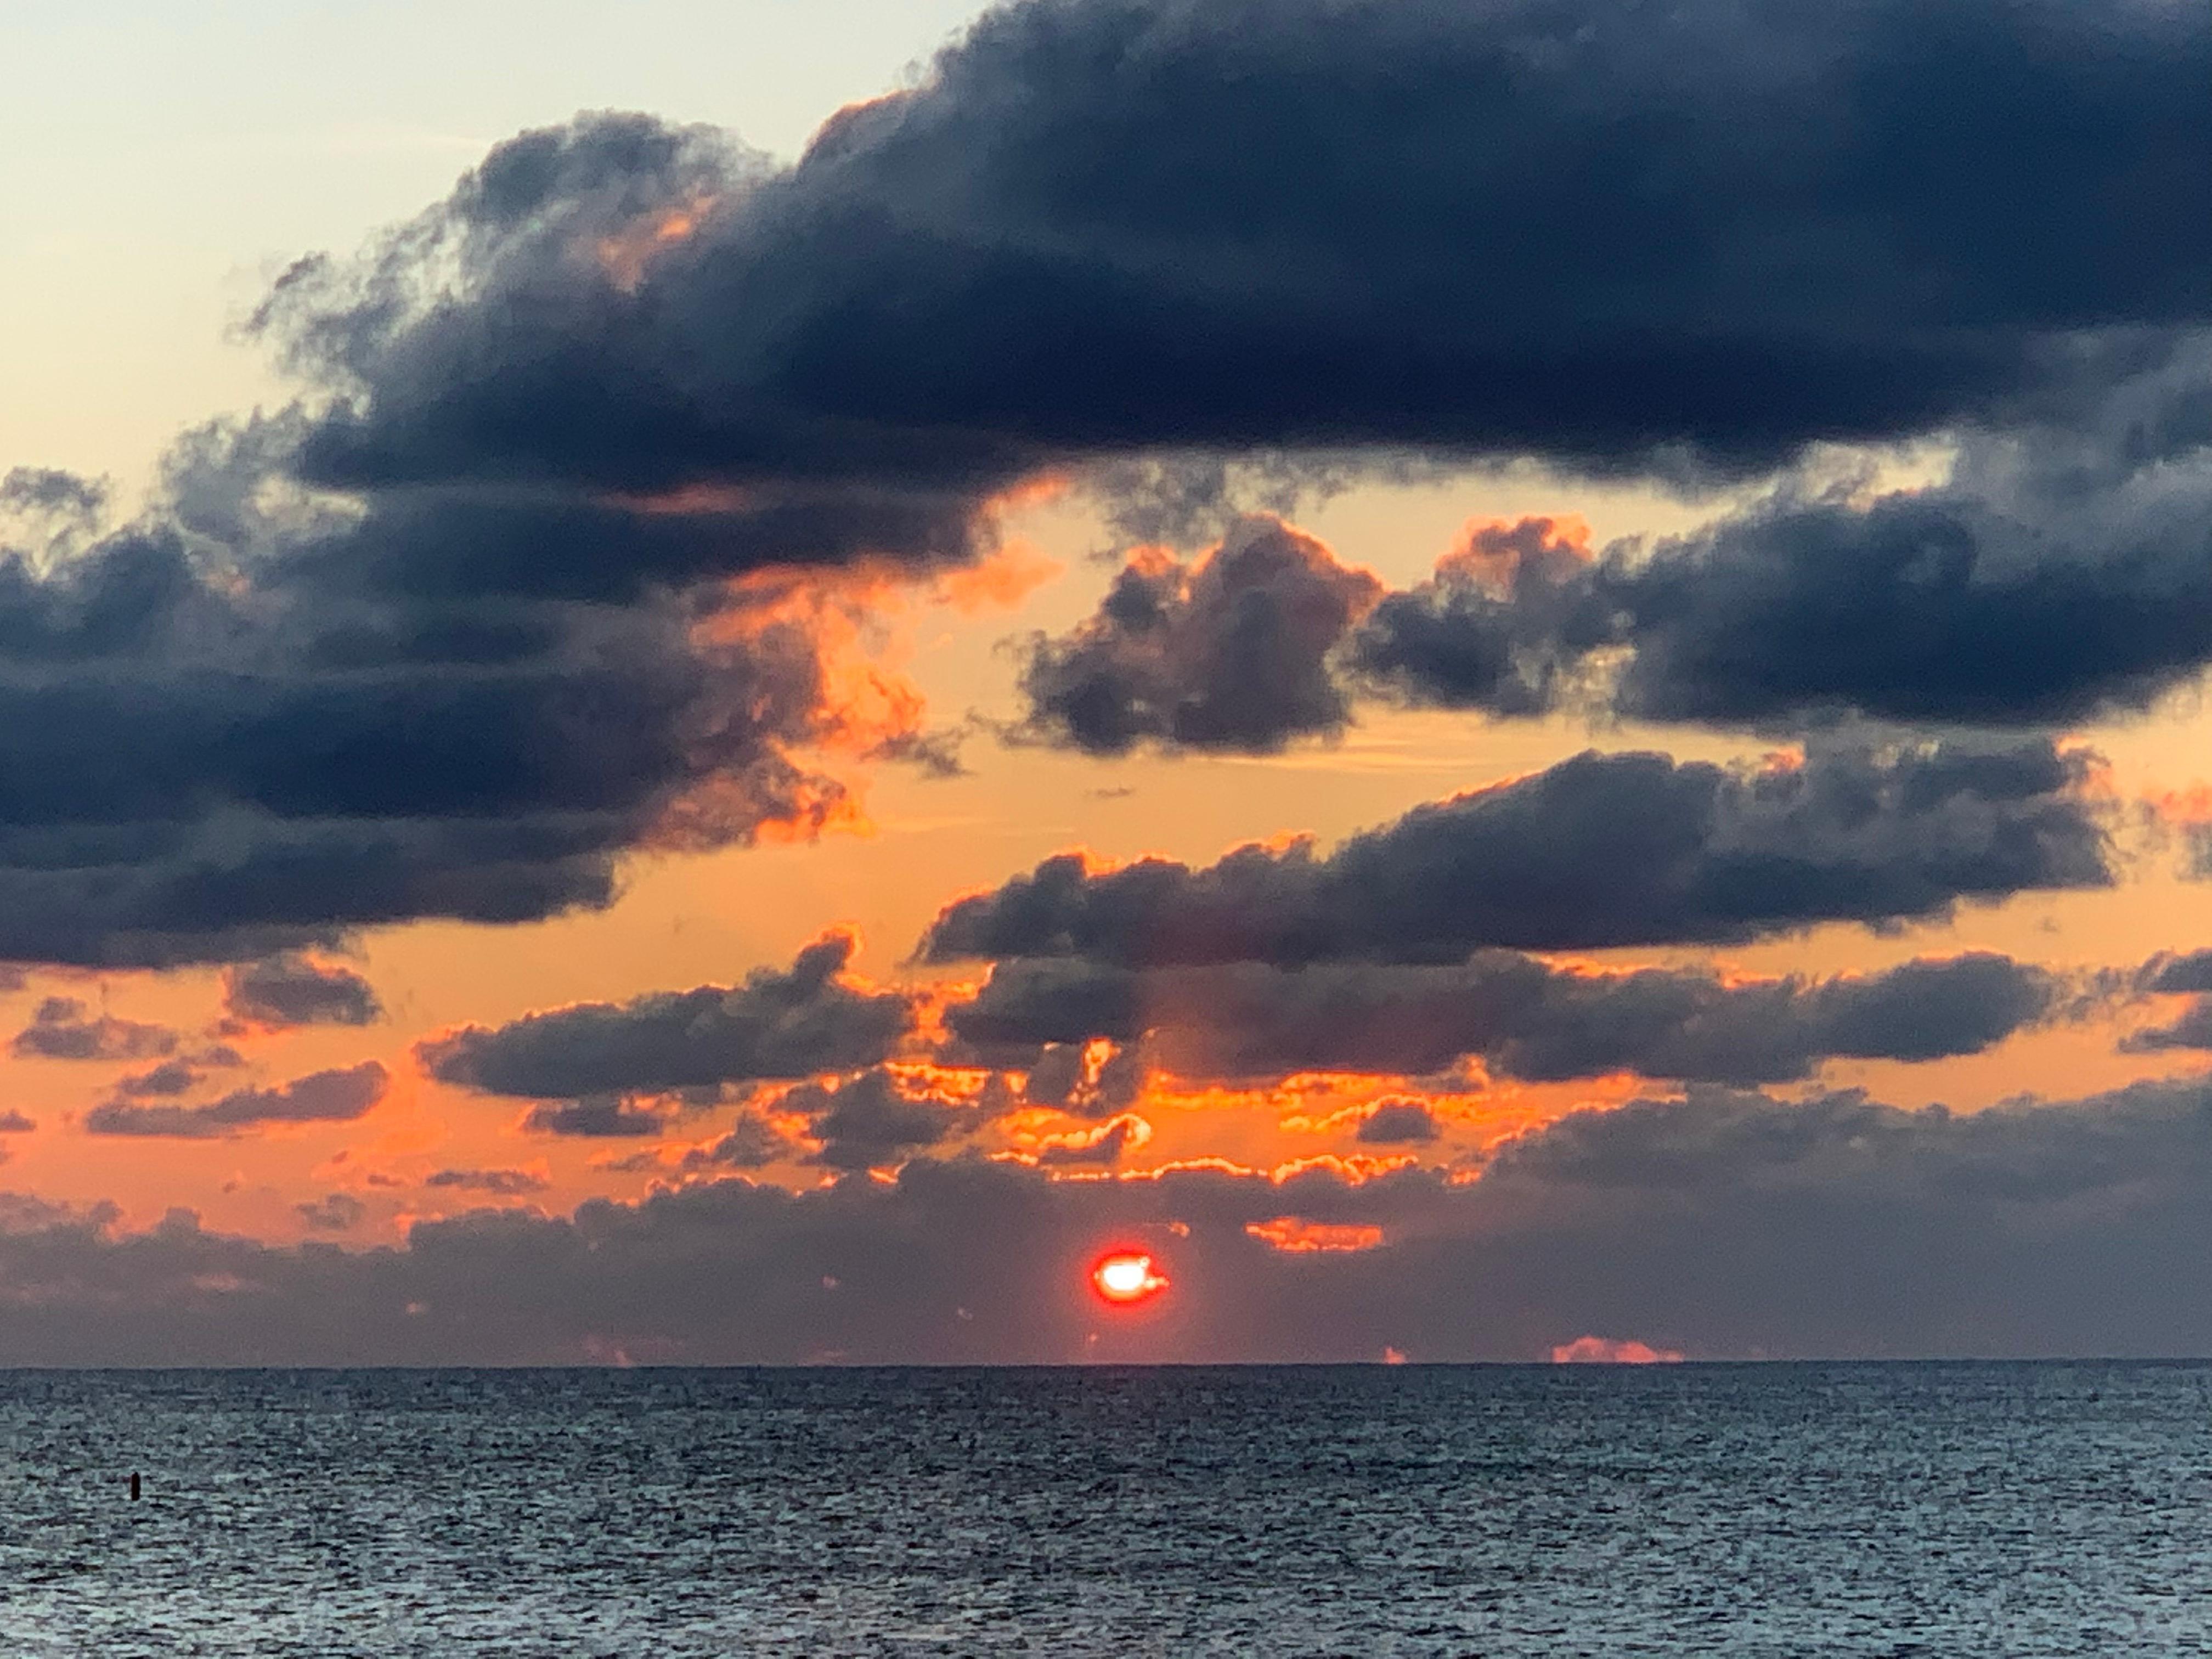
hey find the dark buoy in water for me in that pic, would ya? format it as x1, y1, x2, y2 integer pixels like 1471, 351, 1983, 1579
129, 1472, 140, 1502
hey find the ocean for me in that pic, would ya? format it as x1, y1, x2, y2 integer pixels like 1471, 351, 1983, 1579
0, 1363, 2206, 1654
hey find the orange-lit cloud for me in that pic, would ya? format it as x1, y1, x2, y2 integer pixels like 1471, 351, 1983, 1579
1550, 1335, 1684, 1364
595, 196, 718, 292
933, 540, 1063, 616
1434, 513, 1593, 590
1245, 1215, 1387, 1253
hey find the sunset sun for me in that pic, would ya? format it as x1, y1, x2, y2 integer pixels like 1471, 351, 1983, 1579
1092, 1251, 1168, 1305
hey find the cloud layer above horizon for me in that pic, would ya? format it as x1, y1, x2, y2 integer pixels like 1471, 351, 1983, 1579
0, 0, 2208, 1361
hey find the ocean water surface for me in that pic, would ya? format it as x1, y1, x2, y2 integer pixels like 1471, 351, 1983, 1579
0, 1363, 2208, 1654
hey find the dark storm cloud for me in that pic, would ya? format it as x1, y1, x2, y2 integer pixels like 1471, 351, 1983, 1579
0, 443, 896, 966
1017, 516, 1381, 754
16, 1079, 2212, 1362
224, 953, 384, 1028
10, 998, 176, 1063
923, 739, 2111, 964
947, 951, 2056, 1085
269, 0, 2209, 501
83, 1060, 390, 1139
1353, 344, 2212, 729
0, 0, 2198, 968
420, 933, 916, 1098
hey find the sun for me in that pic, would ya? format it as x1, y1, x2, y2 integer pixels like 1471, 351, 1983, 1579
1092, 1250, 1168, 1305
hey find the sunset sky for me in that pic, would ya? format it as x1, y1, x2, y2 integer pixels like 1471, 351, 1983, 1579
3, 0, 2210, 1363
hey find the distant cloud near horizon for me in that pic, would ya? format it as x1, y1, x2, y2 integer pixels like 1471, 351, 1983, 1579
14, 1078, 2212, 1362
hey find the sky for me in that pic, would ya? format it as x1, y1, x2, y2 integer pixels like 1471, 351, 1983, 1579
1, 0, 2210, 1364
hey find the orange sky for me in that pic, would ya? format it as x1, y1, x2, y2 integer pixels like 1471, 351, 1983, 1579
4, 473, 2206, 1244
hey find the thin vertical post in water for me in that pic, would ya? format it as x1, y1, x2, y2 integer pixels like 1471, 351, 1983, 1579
129, 1472, 140, 1502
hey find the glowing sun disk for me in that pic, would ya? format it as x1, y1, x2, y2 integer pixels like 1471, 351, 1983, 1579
1092, 1251, 1167, 1305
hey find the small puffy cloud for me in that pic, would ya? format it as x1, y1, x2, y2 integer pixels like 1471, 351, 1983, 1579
113, 1060, 205, 1098
1, 465, 107, 524
421, 931, 913, 1098
791, 1067, 991, 1173
84, 1062, 389, 1139
679, 1110, 803, 1171
10, 998, 176, 1063
295, 1193, 366, 1233
224, 954, 383, 1028
0, 1111, 36, 1135
1017, 517, 1382, 754
522, 1097, 673, 1138
424, 1168, 549, 1196
1357, 1099, 1441, 1145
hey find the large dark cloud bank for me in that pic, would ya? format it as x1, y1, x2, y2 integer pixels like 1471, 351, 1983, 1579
0, 0, 2199, 964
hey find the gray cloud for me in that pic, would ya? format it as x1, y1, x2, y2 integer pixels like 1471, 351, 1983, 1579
1, 466, 108, 529
83, 1061, 390, 1139
295, 1192, 366, 1233
1356, 1098, 1440, 1145
2115, 949, 2212, 1052
522, 1098, 674, 1138
948, 951, 2056, 1085
424, 1168, 550, 1196
0, 435, 902, 966
224, 953, 383, 1028
270, 2, 2209, 503
1355, 346, 2212, 729
678, 1110, 800, 1170
790, 1067, 992, 1173
10, 997, 176, 1063
112, 1060, 205, 1098
1019, 1038, 1147, 1120
0, 1111, 36, 1135
421, 932, 914, 1098
923, 738, 2111, 964
0, 0, 2198, 968
12, 1078, 2212, 1361
2140, 951, 2212, 996
1017, 516, 1381, 754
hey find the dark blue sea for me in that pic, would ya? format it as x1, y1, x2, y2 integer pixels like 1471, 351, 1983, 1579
1, 1364, 2208, 1654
